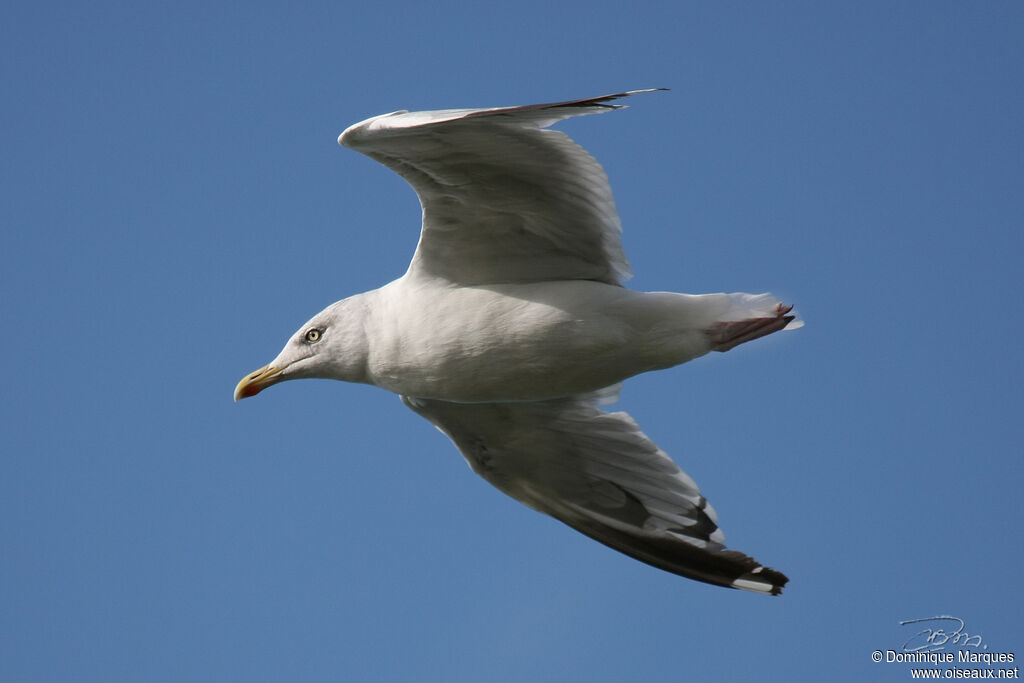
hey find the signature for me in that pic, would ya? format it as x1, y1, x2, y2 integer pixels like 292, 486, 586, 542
900, 616, 986, 652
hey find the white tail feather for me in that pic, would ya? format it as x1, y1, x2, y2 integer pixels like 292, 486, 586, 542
723, 292, 803, 329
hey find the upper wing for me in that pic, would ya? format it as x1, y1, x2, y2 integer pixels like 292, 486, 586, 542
339, 90, 665, 286
402, 394, 788, 595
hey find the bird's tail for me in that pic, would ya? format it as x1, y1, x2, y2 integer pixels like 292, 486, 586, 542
707, 292, 802, 352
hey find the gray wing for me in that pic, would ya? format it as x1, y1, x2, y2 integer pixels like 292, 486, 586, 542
402, 394, 788, 595
339, 90, 664, 286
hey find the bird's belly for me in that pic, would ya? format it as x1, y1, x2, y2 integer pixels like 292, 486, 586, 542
373, 327, 637, 401
365, 281, 710, 401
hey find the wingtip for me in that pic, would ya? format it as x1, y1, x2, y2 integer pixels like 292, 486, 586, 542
338, 89, 669, 146
731, 565, 789, 595
584, 87, 669, 109
606, 87, 670, 98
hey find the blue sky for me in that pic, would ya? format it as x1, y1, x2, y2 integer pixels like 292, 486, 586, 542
3, 2, 1022, 681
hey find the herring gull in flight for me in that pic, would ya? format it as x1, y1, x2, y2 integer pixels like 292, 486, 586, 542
235, 89, 800, 594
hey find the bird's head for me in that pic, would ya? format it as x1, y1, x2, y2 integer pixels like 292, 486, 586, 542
234, 297, 369, 401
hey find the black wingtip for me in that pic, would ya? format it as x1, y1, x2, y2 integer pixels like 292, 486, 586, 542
588, 87, 670, 108
539, 88, 669, 112
732, 565, 789, 596
454, 88, 668, 124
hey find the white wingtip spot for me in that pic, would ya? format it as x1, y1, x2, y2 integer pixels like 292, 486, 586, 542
731, 575, 776, 594
730, 565, 786, 595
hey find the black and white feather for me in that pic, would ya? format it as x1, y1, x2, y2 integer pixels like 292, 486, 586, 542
403, 392, 787, 595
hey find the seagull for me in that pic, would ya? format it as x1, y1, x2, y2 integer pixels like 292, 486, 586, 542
235, 89, 799, 595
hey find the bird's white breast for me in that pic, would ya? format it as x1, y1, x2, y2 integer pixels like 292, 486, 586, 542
360, 277, 715, 401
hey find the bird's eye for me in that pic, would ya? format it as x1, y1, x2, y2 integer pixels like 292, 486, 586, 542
304, 328, 322, 343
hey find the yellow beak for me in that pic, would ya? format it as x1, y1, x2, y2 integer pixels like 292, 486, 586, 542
234, 364, 285, 401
